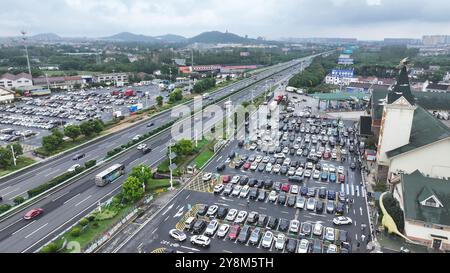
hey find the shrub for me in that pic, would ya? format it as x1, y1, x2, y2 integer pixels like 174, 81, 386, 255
13, 196, 25, 205
41, 242, 60, 253
70, 227, 81, 237
79, 218, 89, 227
0, 204, 12, 214
84, 160, 96, 169
92, 222, 99, 228
87, 215, 96, 222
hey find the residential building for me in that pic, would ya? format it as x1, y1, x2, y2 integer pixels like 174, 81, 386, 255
0, 86, 15, 103
426, 83, 450, 93
0, 73, 33, 89
325, 69, 357, 86
32, 76, 83, 90
95, 73, 128, 85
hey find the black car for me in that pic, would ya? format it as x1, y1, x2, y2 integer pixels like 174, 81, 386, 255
258, 163, 265, 172
339, 230, 349, 246
192, 220, 207, 234
277, 192, 287, 205
72, 153, 85, 160
216, 163, 226, 172
239, 176, 249, 186
289, 149, 295, 156
269, 157, 277, 164
318, 188, 327, 199
316, 201, 324, 214
142, 147, 152, 154
286, 239, 297, 253
264, 180, 274, 189
280, 166, 288, 175
301, 222, 312, 236
237, 225, 251, 244
312, 239, 322, 253
278, 218, 289, 232
326, 201, 335, 214
327, 190, 336, 200
315, 163, 321, 170
197, 204, 208, 216
256, 180, 265, 189
238, 140, 244, 147
234, 160, 244, 169
350, 162, 356, 170
302, 149, 309, 157
288, 176, 303, 183
216, 207, 228, 219
146, 122, 154, 127
249, 188, 259, 200
276, 158, 284, 165
300, 186, 308, 196
248, 179, 257, 187
287, 195, 296, 207
257, 214, 268, 227
267, 217, 279, 230
335, 202, 345, 215
257, 190, 266, 201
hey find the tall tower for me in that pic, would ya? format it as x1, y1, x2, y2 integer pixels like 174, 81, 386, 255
376, 58, 417, 180
21, 30, 33, 77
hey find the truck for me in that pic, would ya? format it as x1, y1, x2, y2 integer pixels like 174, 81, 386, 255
124, 89, 135, 97
286, 86, 297, 92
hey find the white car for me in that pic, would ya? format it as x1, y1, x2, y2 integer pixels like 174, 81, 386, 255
329, 165, 336, 173
325, 227, 335, 241
250, 162, 258, 170
296, 196, 306, 209
333, 216, 353, 226
272, 164, 281, 173
265, 163, 273, 172
255, 155, 263, 163
231, 175, 240, 184
202, 173, 212, 181
235, 211, 248, 224
322, 164, 329, 172
304, 170, 312, 178
283, 158, 291, 166
313, 170, 321, 179
68, 164, 80, 172
132, 135, 141, 141
231, 185, 242, 197
289, 220, 300, 233
249, 143, 257, 150
287, 167, 296, 176
306, 162, 313, 169
282, 147, 289, 154
297, 239, 310, 253
206, 205, 218, 217
274, 153, 285, 159
205, 220, 219, 236
239, 185, 250, 198
296, 149, 303, 156
331, 153, 337, 159
295, 167, 304, 176
306, 198, 316, 211
190, 235, 211, 247
313, 223, 323, 236
216, 224, 230, 238
341, 149, 347, 155
225, 209, 238, 221
274, 233, 286, 251
290, 185, 299, 194
261, 231, 274, 249
337, 166, 345, 174
169, 229, 187, 241
268, 190, 278, 202
213, 184, 224, 194
137, 144, 147, 150
327, 244, 338, 253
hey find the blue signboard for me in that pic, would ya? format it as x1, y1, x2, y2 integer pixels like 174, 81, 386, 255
331, 69, 354, 78
129, 105, 138, 112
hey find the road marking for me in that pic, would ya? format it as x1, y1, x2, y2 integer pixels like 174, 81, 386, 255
360, 207, 363, 216
164, 216, 169, 222
1, 188, 19, 197
215, 203, 229, 207
0, 186, 12, 194
180, 246, 200, 252
162, 204, 174, 216
44, 168, 61, 177
355, 234, 358, 241
185, 194, 191, 200
346, 184, 349, 195
351, 184, 354, 196
75, 195, 92, 207
8, 190, 29, 201
361, 187, 366, 198
63, 193, 80, 205
151, 228, 158, 234
0, 218, 22, 232
12, 220, 36, 235
25, 223, 48, 239
259, 207, 267, 210
340, 183, 345, 193
281, 211, 289, 214
174, 207, 185, 218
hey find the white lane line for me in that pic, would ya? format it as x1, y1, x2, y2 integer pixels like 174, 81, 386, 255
63, 193, 80, 205
361, 187, 366, 198
162, 204, 174, 216
52, 192, 70, 202
75, 195, 92, 207
44, 168, 61, 177
1, 188, 19, 197
351, 184, 354, 196
164, 216, 169, 222
281, 211, 289, 214
185, 193, 191, 200
12, 220, 36, 236
8, 190, 29, 200
25, 223, 48, 239
0, 218, 22, 232
340, 183, 345, 193
151, 228, 158, 234
0, 186, 12, 194
346, 184, 349, 195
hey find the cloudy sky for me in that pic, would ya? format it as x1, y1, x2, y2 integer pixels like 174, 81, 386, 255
1, 0, 450, 40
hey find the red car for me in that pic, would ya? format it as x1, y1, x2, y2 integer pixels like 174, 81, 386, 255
222, 175, 231, 183
228, 224, 241, 240
243, 162, 251, 170
339, 174, 345, 183
281, 183, 290, 192
323, 152, 331, 159
24, 208, 44, 220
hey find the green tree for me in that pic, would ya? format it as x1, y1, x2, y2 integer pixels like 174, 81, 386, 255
40, 242, 59, 253
42, 135, 61, 152
382, 193, 405, 233
64, 125, 81, 141
51, 128, 64, 142
70, 227, 81, 237
169, 89, 183, 103
79, 218, 89, 227
0, 147, 14, 168
121, 176, 145, 203
171, 139, 195, 156
6, 143, 23, 157
129, 165, 153, 186
156, 95, 163, 107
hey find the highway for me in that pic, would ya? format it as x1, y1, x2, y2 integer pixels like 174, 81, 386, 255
0, 58, 306, 205
0, 54, 320, 252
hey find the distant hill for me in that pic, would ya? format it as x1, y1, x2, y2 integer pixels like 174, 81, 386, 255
189, 31, 255, 44
155, 34, 187, 43
102, 32, 158, 43
30, 33, 62, 41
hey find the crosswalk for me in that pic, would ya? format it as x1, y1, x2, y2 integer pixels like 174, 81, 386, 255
340, 183, 365, 197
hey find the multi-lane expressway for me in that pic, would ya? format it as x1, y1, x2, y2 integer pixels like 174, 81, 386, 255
0, 53, 322, 252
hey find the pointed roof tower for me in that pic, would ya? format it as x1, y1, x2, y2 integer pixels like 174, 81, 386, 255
387, 58, 416, 105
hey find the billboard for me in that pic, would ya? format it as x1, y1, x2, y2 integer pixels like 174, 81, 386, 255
331, 69, 354, 78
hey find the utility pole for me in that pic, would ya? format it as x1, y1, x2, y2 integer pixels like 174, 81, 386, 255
21, 31, 32, 77
195, 128, 198, 147
168, 142, 174, 190
10, 145, 16, 167
189, 49, 194, 92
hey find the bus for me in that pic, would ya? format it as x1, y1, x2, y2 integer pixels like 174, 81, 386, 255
95, 164, 125, 187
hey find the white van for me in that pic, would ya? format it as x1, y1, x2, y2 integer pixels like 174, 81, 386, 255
184, 216, 196, 230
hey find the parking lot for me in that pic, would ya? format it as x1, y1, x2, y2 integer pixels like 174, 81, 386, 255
0, 84, 166, 148
144, 95, 371, 254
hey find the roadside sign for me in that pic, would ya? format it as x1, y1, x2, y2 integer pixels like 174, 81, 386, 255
187, 204, 192, 211
169, 163, 177, 171
169, 152, 177, 160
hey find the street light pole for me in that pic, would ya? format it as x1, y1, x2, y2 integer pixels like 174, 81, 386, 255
10, 145, 16, 167
168, 141, 174, 190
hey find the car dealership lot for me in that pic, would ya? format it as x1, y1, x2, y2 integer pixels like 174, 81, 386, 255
134, 98, 371, 254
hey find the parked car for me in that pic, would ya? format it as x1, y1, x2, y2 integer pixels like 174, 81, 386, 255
333, 216, 353, 226
169, 229, 187, 242
205, 220, 219, 236
228, 224, 241, 240
261, 231, 274, 249
286, 238, 297, 253
216, 224, 230, 238
249, 227, 262, 245
297, 239, 310, 253
289, 220, 300, 233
